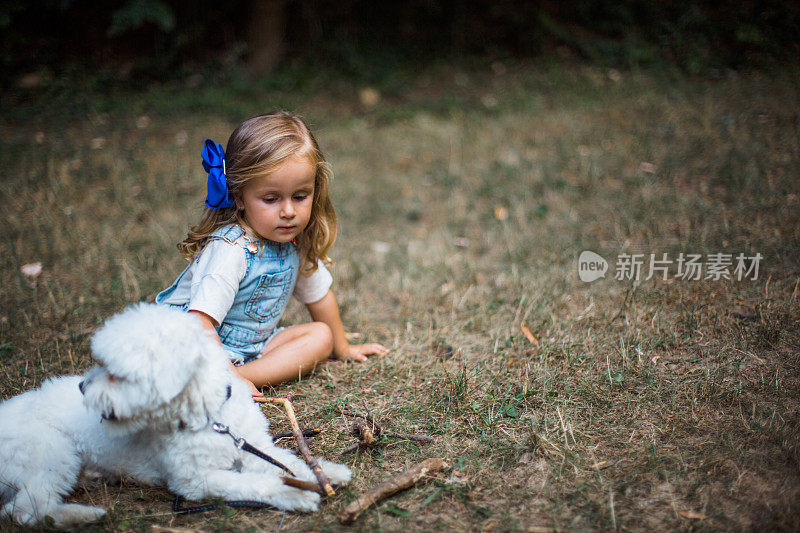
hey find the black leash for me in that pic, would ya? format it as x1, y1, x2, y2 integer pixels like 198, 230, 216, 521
172, 496, 274, 515
211, 422, 294, 475
170, 421, 300, 515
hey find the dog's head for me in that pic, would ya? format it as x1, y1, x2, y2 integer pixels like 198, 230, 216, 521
81, 303, 231, 433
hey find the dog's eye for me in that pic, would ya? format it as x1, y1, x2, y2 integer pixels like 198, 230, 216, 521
107, 374, 122, 383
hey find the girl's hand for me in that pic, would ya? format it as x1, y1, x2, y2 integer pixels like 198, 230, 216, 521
226, 354, 263, 398
241, 376, 263, 398
306, 291, 389, 363
336, 343, 389, 363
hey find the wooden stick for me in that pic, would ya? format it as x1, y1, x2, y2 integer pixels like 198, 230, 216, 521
150, 527, 205, 533
337, 404, 434, 452
273, 428, 321, 440
335, 408, 361, 418
255, 396, 336, 497
336, 407, 377, 426
281, 476, 325, 495
352, 416, 378, 445
342, 432, 433, 454
339, 458, 448, 524
360, 398, 376, 425
341, 443, 360, 455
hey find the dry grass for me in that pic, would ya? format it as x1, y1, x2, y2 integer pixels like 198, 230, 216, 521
1, 62, 799, 531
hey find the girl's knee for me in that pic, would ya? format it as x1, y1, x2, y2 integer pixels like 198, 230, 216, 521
308, 322, 333, 355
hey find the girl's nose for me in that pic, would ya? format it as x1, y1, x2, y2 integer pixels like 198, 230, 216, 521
280, 199, 295, 218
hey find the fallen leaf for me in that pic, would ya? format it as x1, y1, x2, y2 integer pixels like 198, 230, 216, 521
494, 205, 508, 220
678, 510, 707, 520
521, 325, 539, 347
20, 262, 42, 277
639, 162, 656, 174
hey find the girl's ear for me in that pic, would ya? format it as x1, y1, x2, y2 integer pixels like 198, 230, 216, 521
233, 193, 244, 211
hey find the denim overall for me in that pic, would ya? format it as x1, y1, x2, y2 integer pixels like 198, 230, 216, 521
156, 224, 300, 364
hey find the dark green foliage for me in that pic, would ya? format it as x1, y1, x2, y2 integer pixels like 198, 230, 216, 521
2, 0, 799, 90
108, 0, 176, 36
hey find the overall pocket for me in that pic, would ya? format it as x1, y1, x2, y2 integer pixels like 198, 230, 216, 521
244, 268, 293, 322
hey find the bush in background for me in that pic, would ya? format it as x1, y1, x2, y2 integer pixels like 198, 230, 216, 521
2, 0, 799, 89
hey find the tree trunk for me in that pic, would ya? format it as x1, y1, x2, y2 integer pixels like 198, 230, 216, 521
246, 0, 287, 75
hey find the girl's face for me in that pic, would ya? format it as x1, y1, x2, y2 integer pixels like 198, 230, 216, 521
238, 156, 315, 243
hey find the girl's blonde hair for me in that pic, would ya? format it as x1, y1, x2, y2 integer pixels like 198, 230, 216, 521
178, 112, 336, 274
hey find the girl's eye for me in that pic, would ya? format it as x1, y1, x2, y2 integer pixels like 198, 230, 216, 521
293, 194, 309, 201
262, 197, 278, 203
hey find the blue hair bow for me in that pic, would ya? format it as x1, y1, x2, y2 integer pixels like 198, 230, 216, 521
201, 139, 234, 209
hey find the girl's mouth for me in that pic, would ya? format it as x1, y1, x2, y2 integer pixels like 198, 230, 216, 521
277, 226, 295, 231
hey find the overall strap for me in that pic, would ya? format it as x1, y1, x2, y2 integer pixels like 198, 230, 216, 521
210, 225, 261, 254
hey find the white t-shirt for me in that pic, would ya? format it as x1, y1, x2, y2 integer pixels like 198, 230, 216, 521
159, 239, 333, 326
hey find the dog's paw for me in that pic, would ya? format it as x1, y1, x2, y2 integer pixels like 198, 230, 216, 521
274, 486, 321, 513
49, 504, 107, 528
318, 459, 352, 485
2, 502, 106, 527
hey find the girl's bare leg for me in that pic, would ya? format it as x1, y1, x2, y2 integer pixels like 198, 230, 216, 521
235, 322, 334, 387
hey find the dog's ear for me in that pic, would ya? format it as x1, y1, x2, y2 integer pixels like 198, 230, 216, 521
147, 341, 203, 402
92, 303, 223, 403
150, 330, 231, 404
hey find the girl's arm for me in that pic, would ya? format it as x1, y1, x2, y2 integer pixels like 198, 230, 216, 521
305, 289, 389, 362
188, 310, 263, 397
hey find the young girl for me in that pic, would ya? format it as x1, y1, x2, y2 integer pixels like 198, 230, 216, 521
156, 112, 388, 397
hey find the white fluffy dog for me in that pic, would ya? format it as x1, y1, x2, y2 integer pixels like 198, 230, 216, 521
0, 304, 350, 527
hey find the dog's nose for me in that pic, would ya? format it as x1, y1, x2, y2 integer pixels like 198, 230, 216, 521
78, 380, 85, 394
